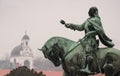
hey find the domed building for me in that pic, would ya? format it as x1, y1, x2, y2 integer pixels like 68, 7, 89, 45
10, 33, 33, 69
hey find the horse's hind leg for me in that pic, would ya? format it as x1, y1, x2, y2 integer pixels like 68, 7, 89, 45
104, 64, 114, 76
103, 54, 114, 76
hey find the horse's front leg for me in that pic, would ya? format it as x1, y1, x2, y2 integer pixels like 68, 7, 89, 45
63, 71, 68, 76
63, 71, 76, 76
77, 70, 88, 76
68, 66, 77, 76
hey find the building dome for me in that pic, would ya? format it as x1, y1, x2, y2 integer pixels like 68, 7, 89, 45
11, 45, 22, 57
22, 34, 30, 40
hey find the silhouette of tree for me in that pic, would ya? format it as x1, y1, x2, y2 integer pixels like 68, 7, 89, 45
5, 66, 46, 76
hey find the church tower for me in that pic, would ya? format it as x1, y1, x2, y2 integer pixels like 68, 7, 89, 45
20, 32, 33, 57
10, 32, 33, 69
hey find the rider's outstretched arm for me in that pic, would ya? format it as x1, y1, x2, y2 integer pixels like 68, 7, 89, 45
65, 22, 85, 31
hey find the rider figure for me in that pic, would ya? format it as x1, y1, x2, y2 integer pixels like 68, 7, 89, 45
61, 7, 114, 72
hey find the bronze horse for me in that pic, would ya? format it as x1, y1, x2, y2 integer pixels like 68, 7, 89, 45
40, 37, 120, 76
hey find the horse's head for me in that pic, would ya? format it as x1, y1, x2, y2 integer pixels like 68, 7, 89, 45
39, 37, 76, 66
40, 44, 61, 66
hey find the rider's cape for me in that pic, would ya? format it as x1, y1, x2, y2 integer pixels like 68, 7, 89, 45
87, 18, 114, 48
98, 33, 114, 47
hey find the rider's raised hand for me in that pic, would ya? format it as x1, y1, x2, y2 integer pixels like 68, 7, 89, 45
60, 19, 65, 25
65, 23, 71, 28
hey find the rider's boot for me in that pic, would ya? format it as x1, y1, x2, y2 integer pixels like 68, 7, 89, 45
79, 55, 94, 74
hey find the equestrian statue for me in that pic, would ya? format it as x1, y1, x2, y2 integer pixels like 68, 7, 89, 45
39, 7, 120, 76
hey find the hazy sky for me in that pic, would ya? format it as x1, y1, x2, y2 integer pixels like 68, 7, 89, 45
0, 0, 120, 59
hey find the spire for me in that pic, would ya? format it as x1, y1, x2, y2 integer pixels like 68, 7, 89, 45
22, 30, 30, 40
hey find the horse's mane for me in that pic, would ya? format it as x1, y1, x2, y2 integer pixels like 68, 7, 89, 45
43, 36, 78, 51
